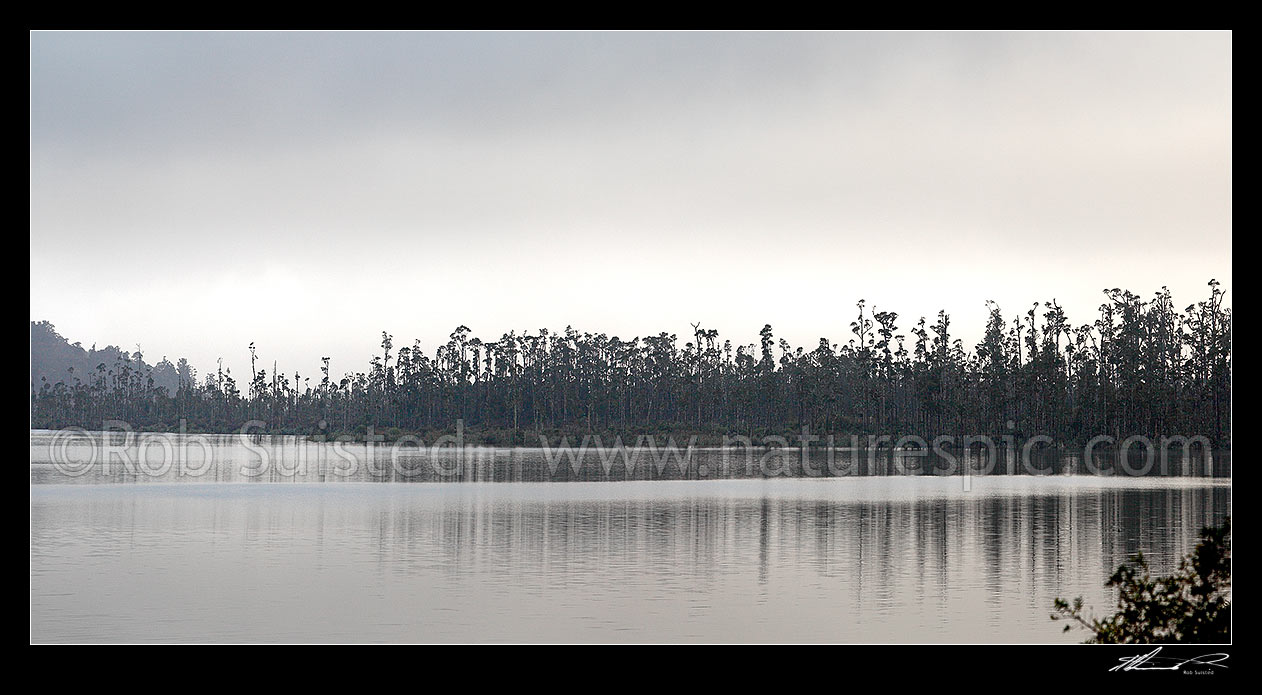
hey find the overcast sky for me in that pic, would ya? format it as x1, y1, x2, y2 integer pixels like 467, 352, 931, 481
30, 31, 1231, 380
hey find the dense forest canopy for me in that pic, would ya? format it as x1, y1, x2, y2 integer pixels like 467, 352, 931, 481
30, 322, 188, 396
31, 281, 1230, 446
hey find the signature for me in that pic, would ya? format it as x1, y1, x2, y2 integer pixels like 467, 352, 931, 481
1111, 647, 1229, 672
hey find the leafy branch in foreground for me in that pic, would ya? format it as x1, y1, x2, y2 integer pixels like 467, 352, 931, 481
1052, 518, 1230, 643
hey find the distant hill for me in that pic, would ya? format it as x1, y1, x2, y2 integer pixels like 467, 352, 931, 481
30, 321, 191, 396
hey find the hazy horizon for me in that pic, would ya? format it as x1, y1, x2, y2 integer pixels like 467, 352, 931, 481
30, 31, 1232, 379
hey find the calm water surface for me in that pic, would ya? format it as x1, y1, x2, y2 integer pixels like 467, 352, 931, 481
30, 433, 1229, 643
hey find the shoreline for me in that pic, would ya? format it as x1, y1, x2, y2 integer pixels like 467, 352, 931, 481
29, 426, 1229, 453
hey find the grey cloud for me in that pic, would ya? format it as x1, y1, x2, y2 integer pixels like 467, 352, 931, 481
30, 31, 1231, 376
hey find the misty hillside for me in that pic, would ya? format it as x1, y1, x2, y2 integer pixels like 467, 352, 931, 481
30, 321, 190, 396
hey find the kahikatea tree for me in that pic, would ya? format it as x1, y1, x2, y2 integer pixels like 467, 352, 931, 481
31, 281, 1231, 445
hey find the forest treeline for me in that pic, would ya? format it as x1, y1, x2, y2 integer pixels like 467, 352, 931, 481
31, 281, 1230, 447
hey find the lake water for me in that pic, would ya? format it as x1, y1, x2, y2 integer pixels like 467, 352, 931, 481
30, 431, 1230, 643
